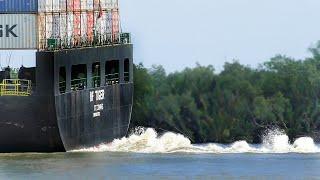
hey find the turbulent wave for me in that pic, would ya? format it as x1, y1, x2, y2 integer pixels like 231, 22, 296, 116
73, 127, 320, 154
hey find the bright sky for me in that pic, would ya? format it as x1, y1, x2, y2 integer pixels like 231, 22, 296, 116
2, 0, 320, 72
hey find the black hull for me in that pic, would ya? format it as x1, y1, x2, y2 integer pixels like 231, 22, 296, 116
0, 96, 64, 152
0, 45, 133, 152
56, 84, 133, 151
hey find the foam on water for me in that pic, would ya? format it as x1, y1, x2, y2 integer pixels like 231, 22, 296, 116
73, 127, 320, 154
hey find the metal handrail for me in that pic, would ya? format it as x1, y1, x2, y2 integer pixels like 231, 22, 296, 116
71, 78, 87, 91
124, 72, 130, 82
92, 76, 101, 88
39, 33, 130, 51
0, 79, 32, 96
105, 73, 119, 85
59, 81, 66, 93
58, 71, 131, 93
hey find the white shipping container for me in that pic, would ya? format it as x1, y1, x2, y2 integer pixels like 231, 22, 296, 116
52, 0, 60, 12
45, 15, 53, 39
0, 14, 37, 49
38, 0, 68, 12
81, 0, 88, 11
106, 10, 112, 35
38, 0, 46, 12
38, 0, 53, 12
95, 11, 109, 42
67, 12, 74, 45
100, 0, 106, 9
60, 0, 67, 11
97, 0, 119, 10
80, 12, 87, 39
52, 14, 60, 38
105, 0, 118, 10
60, 13, 67, 41
93, 0, 117, 10
87, 0, 94, 11
93, 0, 99, 10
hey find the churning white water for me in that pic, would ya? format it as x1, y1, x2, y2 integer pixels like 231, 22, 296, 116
74, 128, 320, 154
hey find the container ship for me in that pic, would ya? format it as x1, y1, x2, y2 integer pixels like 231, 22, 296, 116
0, 0, 133, 152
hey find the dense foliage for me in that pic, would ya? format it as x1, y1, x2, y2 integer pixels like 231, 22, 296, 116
131, 43, 320, 143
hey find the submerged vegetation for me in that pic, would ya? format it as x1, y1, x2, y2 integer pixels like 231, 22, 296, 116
131, 43, 320, 143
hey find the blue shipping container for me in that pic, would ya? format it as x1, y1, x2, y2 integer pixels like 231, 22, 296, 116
0, 0, 38, 13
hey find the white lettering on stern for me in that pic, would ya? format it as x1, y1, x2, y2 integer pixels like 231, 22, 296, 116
90, 89, 105, 118
94, 104, 104, 111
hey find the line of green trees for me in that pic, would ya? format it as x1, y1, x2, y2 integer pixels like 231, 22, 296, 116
131, 43, 320, 143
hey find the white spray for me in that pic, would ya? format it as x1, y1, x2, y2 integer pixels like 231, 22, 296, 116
73, 127, 320, 154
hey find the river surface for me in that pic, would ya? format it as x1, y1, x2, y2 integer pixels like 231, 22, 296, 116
0, 128, 319, 179
0, 152, 319, 179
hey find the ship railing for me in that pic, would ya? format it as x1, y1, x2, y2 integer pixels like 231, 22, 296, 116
105, 73, 120, 85
92, 76, 101, 88
59, 81, 66, 94
71, 78, 87, 91
0, 79, 32, 97
124, 72, 130, 82
39, 33, 131, 51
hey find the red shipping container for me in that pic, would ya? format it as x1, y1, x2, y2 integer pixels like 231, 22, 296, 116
73, 12, 81, 45
112, 9, 119, 42
67, 0, 80, 11
38, 14, 47, 49
73, 0, 81, 11
67, 0, 73, 11
87, 11, 94, 42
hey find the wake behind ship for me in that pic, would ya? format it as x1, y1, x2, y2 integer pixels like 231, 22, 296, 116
0, 0, 133, 152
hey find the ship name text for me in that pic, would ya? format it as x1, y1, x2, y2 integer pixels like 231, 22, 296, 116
90, 89, 105, 118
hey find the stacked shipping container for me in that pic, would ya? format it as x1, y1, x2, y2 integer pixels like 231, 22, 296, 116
38, 0, 118, 12
0, 14, 37, 49
0, 0, 38, 13
38, 0, 121, 50
0, 0, 38, 49
0, 0, 122, 50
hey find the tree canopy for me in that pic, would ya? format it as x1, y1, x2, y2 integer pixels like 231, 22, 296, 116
131, 43, 320, 143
